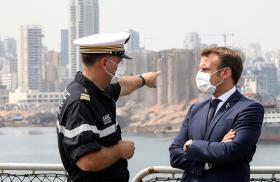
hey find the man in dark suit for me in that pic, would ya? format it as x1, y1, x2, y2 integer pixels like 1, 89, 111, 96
169, 47, 264, 182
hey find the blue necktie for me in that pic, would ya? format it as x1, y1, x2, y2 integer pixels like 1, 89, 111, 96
207, 99, 221, 127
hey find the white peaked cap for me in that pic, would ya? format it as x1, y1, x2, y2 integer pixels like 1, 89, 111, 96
73, 32, 130, 47
73, 32, 132, 59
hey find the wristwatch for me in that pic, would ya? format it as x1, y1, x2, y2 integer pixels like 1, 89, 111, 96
183, 139, 193, 152
138, 74, 146, 87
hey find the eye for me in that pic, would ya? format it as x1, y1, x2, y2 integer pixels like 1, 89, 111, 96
201, 68, 210, 73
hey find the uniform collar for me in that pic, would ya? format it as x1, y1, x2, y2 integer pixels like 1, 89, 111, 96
74, 71, 100, 94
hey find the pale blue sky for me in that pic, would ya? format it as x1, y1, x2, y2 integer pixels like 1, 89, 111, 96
1, 0, 280, 52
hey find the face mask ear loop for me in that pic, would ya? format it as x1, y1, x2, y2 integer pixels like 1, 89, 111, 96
211, 68, 225, 87
105, 69, 114, 78
214, 78, 224, 87
211, 67, 225, 75
104, 59, 116, 78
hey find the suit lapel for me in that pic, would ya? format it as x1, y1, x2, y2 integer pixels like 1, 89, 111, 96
204, 90, 242, 140
198, 100, 211, 139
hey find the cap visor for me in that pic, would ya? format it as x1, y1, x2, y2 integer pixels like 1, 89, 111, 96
121, 54, 132, 59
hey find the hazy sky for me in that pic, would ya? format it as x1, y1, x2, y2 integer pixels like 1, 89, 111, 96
1, 0, 280, 52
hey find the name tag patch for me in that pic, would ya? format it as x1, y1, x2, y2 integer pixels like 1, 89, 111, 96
102, 114, 112, 125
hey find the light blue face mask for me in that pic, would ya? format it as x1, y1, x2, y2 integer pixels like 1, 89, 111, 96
105, 60, 126, 83
195, 68, 225, 94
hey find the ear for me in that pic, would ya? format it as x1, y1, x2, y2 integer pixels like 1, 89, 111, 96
224, 67, 232, 79
99, 57, 108, 69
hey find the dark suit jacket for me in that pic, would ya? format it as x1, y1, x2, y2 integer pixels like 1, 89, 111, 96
169, 90, 264, 182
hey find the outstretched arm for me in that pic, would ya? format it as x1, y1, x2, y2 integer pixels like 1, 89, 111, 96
119, 71, 160, 96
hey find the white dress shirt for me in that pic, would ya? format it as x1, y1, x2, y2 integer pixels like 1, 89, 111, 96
212, 86, 237, 116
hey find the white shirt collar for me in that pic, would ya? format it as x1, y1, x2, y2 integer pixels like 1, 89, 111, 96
212, 86, 237, 102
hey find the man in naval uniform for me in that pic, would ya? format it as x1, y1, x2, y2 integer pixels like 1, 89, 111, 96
56, 32, 159, 182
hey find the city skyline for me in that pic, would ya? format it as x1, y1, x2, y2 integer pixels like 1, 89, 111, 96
68, 0, 100, 78
1, 0, 280, 52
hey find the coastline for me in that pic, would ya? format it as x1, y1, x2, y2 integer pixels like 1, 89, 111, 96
1, 124, 279, 142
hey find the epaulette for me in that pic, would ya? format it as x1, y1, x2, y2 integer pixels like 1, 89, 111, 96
80, 88, 90, 102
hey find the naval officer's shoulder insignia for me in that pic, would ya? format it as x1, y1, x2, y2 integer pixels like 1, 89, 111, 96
80, 88, 90, 102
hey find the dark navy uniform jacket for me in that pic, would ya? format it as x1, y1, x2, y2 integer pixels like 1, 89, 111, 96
57, 72, 128, 182
169, 90, 264, 182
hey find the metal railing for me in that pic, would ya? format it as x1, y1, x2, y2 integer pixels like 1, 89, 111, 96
132, 166, 280, 182
0, 163, 67, 182
1, 164, 280, 182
